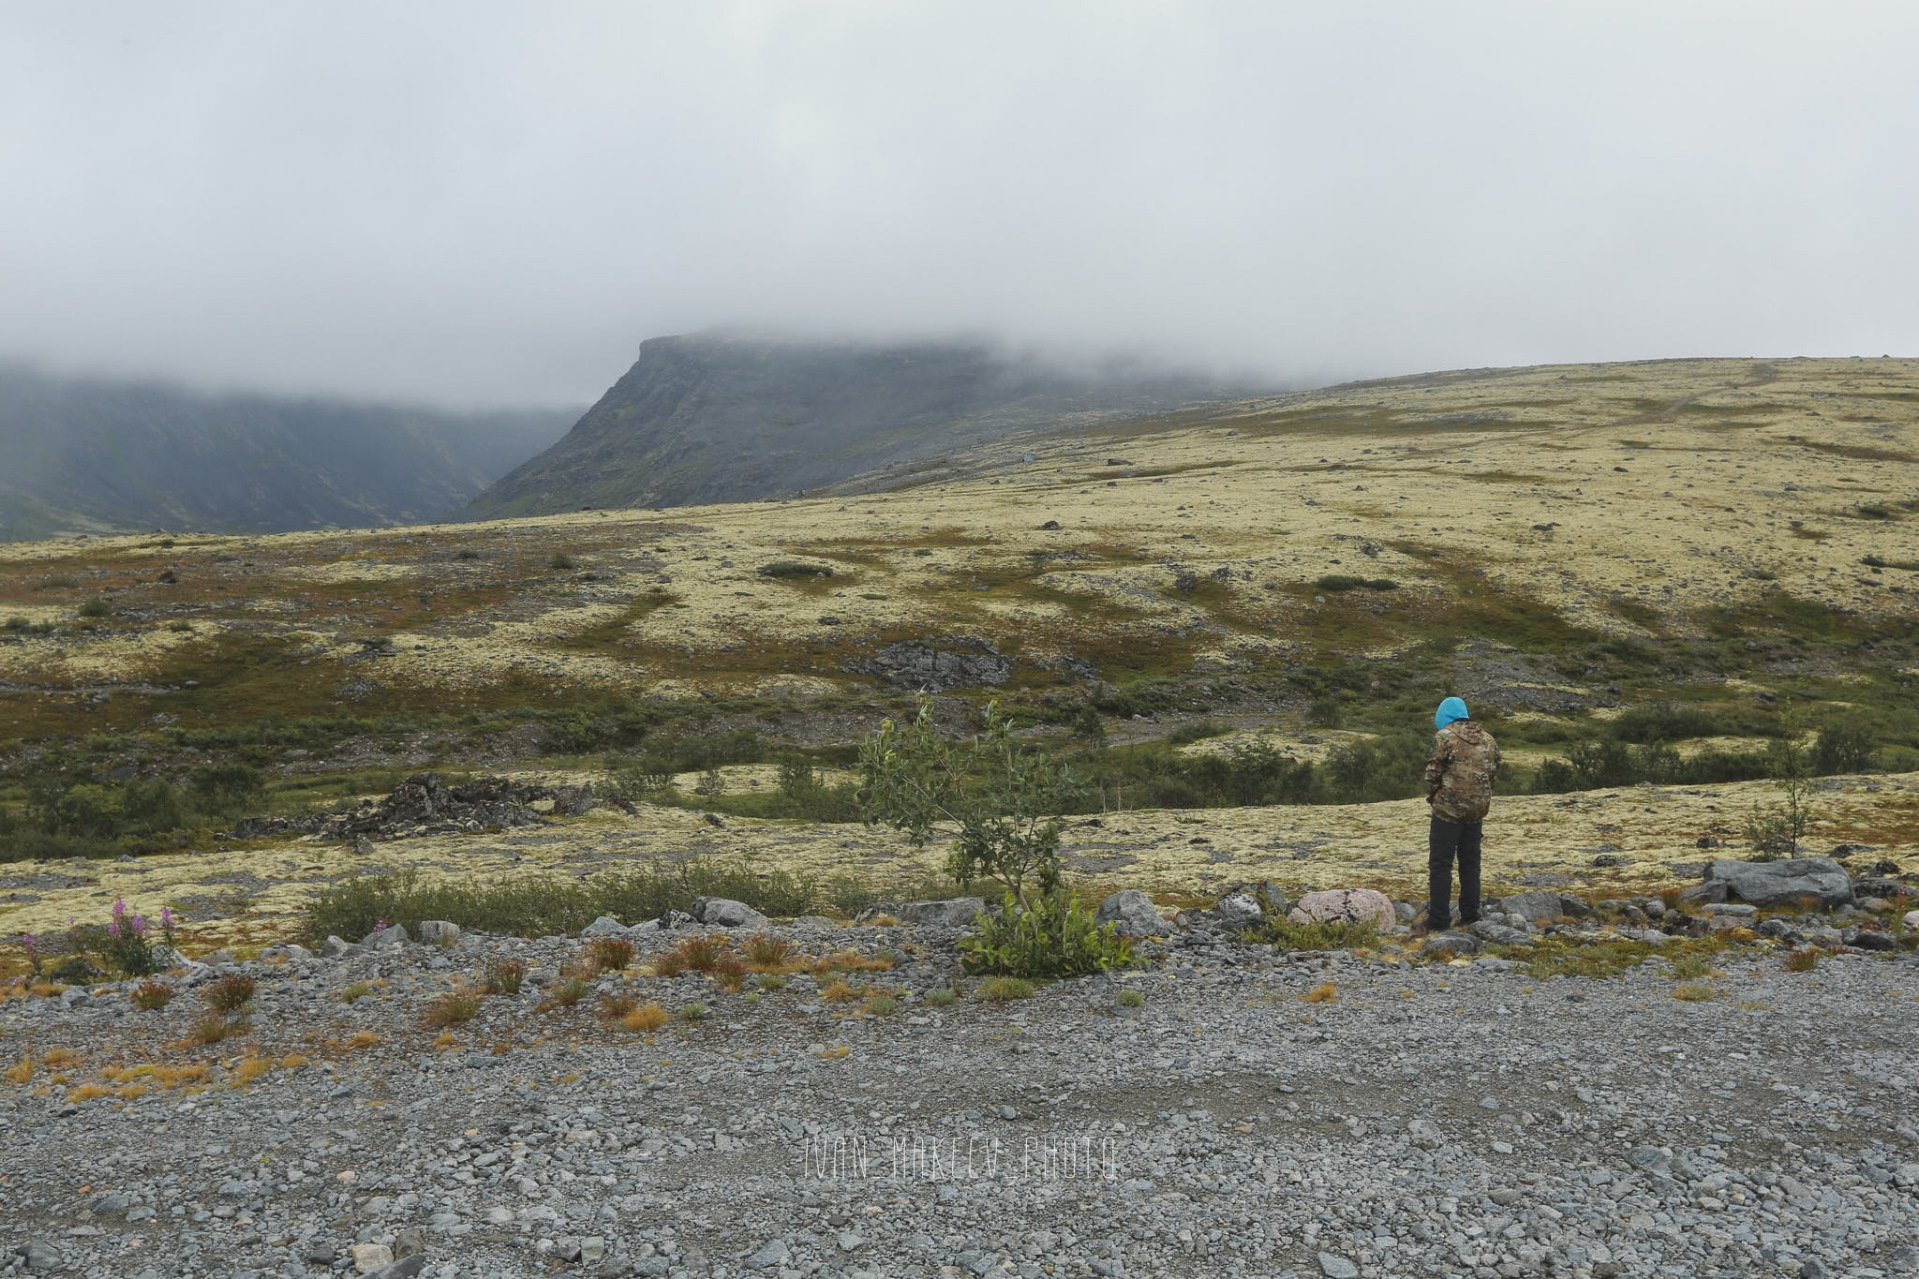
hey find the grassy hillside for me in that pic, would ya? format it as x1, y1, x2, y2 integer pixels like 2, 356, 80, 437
3, 355, 1917, 945
0, 364, 574, 541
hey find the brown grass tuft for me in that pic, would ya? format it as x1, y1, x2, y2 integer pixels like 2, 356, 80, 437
130, 980, 175, 1011
623, 1002, 670, 1032
202, 975, 257, 1013
582, 937, 635, 975
423, 988, 482, 1027
742, 932, 794, 969
481, 958, 527, 995
1299, 982, 1338, 1003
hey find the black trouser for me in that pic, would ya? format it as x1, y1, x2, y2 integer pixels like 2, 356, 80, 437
1428, 814, 1483, 929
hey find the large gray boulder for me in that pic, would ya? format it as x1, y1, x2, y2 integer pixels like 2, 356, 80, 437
1500, 890, 1564, 925
1703, 857, 1853, 909
855, 898, 986, 928
579, 915, 631, 937
1095, 890, 1173, 938
691, 897, 770, 929
1214, 892, 1265, 933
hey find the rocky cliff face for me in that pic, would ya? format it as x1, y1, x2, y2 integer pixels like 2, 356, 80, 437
0, 365, 573, 541
459, 332, 1255, 518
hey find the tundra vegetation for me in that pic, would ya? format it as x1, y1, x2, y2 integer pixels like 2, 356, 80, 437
0, 356, 1914, 962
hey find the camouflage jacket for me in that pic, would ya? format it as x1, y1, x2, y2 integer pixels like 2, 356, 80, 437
1425, 720, 1501, 822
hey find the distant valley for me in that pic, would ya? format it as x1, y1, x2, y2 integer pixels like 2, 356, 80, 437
0, 364, 575, 541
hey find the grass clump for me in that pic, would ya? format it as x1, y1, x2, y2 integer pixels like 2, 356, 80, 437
1672, 982, 1715, 1002
664, 934, 732, 974
535, 976, 590, 1013
742, 932, 794, 970
1115, 988, 1145, 1009
130, 980, 175, 1010
978, 976, 1035, 1002
678, 1002, 709, 1022
202, 974, 256, 1013
77, 598, 111, 619
756, 973, 787, 992
481, 957, 526, 995
1669, 953, 1714, 981
624, 1001, 671, 1032
864, 993, 899, 1016
596, 991, 639, 1023
422, 989, 481, 1027
549, 553, 576, 570
339, 981, 377, 1004
185, 1011, 246, 1046
925, 986, 957, 1008
1298, 982, 1338, 1003
1784, 948, 1820, 973
1247, 919, 1381, 952
581, 936, 635, 975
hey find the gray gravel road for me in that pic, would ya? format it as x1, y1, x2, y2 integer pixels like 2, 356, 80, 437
3, 927, 1917, 1279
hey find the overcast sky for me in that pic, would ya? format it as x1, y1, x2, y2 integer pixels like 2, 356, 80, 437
2, 2, 1915, 407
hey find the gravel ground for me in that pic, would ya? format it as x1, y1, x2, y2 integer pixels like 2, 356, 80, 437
3, 920, 1917, 1279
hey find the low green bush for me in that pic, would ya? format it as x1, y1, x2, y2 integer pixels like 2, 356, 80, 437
758, 561, 833, 580
1315, 575, 1396, 592
303, 863, 919, 943
958, 892, 1136, 978
1243, 918, 1381, 951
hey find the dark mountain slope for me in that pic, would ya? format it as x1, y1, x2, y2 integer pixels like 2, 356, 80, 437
0, 365, 573, 541
460, 332, 1262, 518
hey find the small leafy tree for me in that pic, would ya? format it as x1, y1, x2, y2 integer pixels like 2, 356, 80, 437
858, 697, 1130, 977
1746, 701, 1817, 859
857, 697, 1086, 905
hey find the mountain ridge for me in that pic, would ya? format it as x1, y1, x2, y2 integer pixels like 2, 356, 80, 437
458, 331, 1269, 518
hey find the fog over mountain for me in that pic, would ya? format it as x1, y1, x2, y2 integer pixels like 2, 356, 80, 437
460, 332, 1269, 519
2, 4, 1914, 408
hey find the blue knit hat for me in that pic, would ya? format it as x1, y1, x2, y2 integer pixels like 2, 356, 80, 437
1435, 697, 1469, 730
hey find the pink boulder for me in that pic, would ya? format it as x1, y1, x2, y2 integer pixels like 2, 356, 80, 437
1288, 888, 1396, 930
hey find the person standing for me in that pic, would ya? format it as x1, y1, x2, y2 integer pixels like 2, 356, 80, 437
1420, 696, 1500, 933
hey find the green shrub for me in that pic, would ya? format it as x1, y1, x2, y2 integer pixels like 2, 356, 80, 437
549, 554, 576, 570
1167, 719, 1228, 746
303, 862, 903, 943
958, 892, 1136, 978
1115, 988, 1145, 1009
1244, 918, 1381, 951
758, 561, 833, 580
1322, 733, 1428, 804
188, 763, 267, 814
1812, 720, 1875, 775
1609, 703, 1720, 743
775, 756, 862, 821
77, 598, 110, 619
678, 1001, 709, 1022
978, 977, 1036, 1002
50, 954, 103, 984
925, 986, 957, 1007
